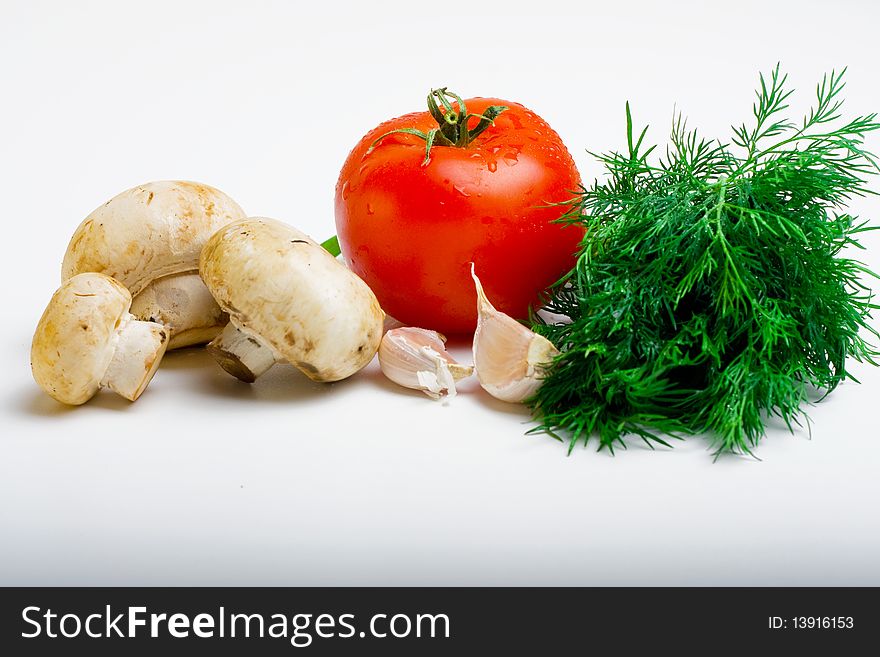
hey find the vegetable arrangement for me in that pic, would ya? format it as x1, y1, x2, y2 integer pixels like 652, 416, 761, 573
30, 68, 879, 458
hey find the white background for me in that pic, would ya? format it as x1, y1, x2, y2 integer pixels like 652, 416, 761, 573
2, 0, 879, 585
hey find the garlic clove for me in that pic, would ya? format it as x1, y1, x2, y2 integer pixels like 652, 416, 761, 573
379, 327, 474, 400
471, 264, 560, 403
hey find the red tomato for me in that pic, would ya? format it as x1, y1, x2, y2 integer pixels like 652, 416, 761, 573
334, 90, 583, 334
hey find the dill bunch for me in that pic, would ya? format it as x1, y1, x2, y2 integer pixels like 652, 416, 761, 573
531, 66, 880, 456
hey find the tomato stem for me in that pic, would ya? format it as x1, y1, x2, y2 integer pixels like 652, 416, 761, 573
367, 88, 508, 165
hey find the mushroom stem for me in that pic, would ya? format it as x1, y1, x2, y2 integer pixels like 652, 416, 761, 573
129, 272, 226, 349
206, 322, 279, 383
101, 314, 169, 401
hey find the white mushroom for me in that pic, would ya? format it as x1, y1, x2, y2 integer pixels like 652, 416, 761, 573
31, 273, 168, 405
62, 180, 247, 349
200, 217, 385, 383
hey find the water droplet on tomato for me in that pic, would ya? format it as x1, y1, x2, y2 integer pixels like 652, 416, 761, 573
366, 203, 375, 215
487, 161, 497, 173
491, 146, 502, 154
503, 152, 518, 166
453, 185, 470, 197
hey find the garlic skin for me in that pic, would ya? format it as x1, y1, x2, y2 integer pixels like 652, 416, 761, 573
379, 327, 474, 400
471, 265, 560, 403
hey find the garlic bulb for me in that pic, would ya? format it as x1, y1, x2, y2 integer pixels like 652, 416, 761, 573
379, 327, 474, 399
471, 265, 560, 403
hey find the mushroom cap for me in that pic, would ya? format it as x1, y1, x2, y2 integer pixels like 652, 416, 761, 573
61, 181, 246, 297
31, 273, 132, 405
200, 217, 384, 381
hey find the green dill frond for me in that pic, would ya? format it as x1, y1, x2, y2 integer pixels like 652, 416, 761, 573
531, 65, 880, 456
